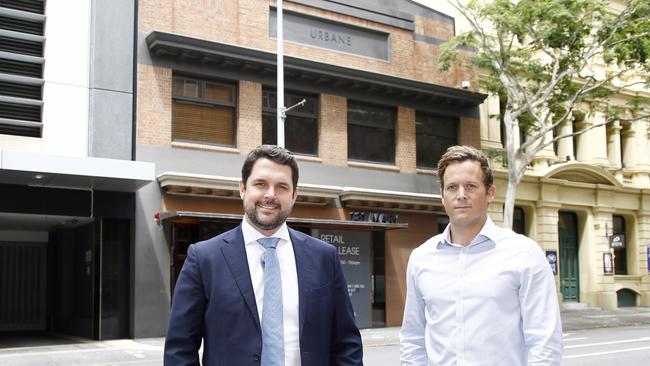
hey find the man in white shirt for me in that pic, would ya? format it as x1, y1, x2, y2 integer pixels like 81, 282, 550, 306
400, 145, 563, 366
164, 145, 363, 366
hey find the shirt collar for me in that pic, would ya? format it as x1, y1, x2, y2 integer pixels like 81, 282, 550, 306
437, 216, 498, 249
241, 217, 290, 246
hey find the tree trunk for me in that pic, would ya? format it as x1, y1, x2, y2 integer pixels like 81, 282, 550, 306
502, 175, 518, 229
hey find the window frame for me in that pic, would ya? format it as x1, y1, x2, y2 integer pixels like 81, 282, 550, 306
171, 75, 237, 147
347, 101, 396, 164
415, 111, 459, 169
261, 89, 319, 156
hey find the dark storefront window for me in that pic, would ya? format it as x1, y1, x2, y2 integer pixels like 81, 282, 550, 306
172, 76, 236, 146
262, 90, 319, 156
348, 102, 395, 164
613, 215, 627, 275
416, 112, 458, 169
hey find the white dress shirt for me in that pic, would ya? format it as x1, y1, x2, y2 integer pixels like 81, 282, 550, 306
242, 219, 301, 366
400, 217, 563, 366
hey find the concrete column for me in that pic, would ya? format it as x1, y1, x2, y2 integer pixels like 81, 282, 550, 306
639, 194, 650, 306
592, 206, 617, 309
621, 126, 636, 169
536, 202, 562, 305
556, 119, 574, 160
480, 95, 502, 149
606, 121, 622, 169
575, 112, 608, 166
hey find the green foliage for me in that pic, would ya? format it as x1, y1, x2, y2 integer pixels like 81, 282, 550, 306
441, 0, 649, 150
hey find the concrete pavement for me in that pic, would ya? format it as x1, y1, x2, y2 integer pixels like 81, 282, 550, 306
1, 307, 650, 365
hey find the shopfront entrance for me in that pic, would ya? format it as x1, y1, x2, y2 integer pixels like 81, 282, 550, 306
163, 212, 405, 328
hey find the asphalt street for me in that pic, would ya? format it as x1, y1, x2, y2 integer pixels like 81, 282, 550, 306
1, 307, 650, 365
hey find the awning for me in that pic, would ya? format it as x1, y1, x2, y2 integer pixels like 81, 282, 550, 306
0, 150, 155, 192
159, 211, 408, 231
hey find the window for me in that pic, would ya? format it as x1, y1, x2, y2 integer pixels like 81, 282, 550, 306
172, 76, 236, 146
262, 90, 318, 155
348, 102, 395, 164
513, 206, 526, 235
416, 112, 458, 169
612, 215, 627, 275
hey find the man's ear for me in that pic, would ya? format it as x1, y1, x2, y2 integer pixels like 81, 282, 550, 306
292, 186, 300, 203
487, 184, 496, 202
239, 181, 245, 199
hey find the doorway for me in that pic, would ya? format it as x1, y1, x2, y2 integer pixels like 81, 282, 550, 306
559, 211, 579, 302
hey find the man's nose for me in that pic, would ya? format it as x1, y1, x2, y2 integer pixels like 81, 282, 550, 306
457, 186, 467, 198
264, 186, 276, 198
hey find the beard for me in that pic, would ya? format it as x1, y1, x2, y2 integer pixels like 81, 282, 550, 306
244, 199, 290, 231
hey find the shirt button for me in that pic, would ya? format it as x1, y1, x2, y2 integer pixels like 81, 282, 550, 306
252, 352, 261, 361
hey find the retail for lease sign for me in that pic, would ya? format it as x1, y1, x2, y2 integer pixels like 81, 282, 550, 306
313, 229, 371, 328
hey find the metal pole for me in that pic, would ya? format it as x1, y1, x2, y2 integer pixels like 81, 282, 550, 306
276, 0, 285, 148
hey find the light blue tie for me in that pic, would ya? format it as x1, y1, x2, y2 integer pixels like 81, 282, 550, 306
258, 237, 284, 366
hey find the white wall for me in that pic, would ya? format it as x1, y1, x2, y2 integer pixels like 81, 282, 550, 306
0, 0, 91, 156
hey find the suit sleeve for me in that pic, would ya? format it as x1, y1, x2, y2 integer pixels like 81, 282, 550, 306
329, 247, 364, 366
164, 244, 206, 366
519, 244, 563, 365
399, 251, 428, 365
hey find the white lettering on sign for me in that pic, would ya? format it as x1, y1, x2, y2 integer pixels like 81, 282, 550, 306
321, 234, 345, 244
338, 246, 360, 256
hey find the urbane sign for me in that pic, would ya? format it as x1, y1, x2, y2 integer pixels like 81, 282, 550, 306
269, 7, 390, 61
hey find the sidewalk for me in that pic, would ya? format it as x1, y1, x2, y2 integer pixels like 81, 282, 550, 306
1, 307, 650, 352
361, 306, 650, 347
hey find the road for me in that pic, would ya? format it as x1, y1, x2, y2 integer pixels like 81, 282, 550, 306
1, 325, 649, 365
363, 325, 650, 365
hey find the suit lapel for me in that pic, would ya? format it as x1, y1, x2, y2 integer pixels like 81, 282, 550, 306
290, 228, 314, 337
221, 226, 261, 330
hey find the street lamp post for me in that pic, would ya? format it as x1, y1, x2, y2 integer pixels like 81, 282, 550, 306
276, 0, 305, 149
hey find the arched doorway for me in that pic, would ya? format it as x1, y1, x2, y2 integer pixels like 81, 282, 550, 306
559, 211, 579, 302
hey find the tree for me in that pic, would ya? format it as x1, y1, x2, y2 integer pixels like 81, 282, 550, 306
439, 0, 650, 229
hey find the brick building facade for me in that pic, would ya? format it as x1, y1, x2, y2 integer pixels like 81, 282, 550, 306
133, 0, 485, 337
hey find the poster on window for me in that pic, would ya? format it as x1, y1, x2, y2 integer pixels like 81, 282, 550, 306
603, 252, 614, 275
312, 229, 371, 329
609, 234, 625, 249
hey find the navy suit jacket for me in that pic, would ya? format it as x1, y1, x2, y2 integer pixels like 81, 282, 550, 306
164, 225, 363, 366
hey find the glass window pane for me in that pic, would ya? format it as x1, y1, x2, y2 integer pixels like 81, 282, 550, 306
173, 101, 234, 146
174, 78, 198, 98
416, 112, 458, 168
348, 103, 394, 130
348, 124, 395, 163
262, 113, 277, 145
205, 82, 233, 103
286, 116, 318, 155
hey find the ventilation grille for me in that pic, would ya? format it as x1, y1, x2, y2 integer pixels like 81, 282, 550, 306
0, 80, 41, 99
0, 242, 47, 331
0, 57, 42, 77
0, 100, 41, 121
0, 35, 42, 57
0, 15, 44, 35
0, 1, 45, 14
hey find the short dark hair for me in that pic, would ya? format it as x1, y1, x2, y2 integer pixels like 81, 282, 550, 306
437, 145, 493, 189
241, 145, 299, 189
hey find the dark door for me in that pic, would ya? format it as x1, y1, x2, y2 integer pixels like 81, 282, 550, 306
559, 212, 579, 302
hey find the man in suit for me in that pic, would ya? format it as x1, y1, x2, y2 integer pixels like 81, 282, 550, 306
164, 145, 363, 366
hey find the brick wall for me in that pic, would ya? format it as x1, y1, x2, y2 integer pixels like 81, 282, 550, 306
237, 80, 263, 153
319, 94, 347, 165
396, 106, 416, 173
137, 64, 172, 146
138, 0, 474, 89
